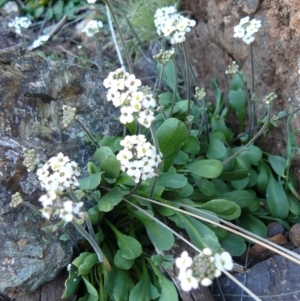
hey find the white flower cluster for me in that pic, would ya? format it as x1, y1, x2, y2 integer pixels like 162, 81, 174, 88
82, 20, 103, 37
225, 61, 239, 74
62, 105, 77, 127
117, 135, 161, 183
176, 249, 233, 291
104, 68, 156, 128
36, 152, 85, 223
30, 35, 49, 49
10, 192, 23, 208
263, 92, 277, 104
8, 16, 31, 35
154, 6, 196, 44
23, 148, 40, 172
233, 16, 261, 44
153, 48, 175, 66
195, 87, 206, 101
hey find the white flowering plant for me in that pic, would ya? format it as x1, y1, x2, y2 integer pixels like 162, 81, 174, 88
9, 3, 300, 301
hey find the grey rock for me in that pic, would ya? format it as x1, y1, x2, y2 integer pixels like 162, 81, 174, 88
267, 222, 285, 237
0, 46, 121, 298
212, 248, 300, 301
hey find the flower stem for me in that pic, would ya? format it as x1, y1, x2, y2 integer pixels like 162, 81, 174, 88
75, 118, 99, 148
73, 221, 111, 272
169, 58, 178, 117
249, 44, 257, 134
93, 34, 105, 74
103, 0, 133, 73
182, 42, 191, 116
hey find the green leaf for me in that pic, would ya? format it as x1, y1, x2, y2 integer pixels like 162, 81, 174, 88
266, 173, 289, 218
177, 213, 221, 252
34, 6, 44, 18
198, 179, 215, 197
105, 267, 131, 301
211, 78, 223, 115
99, 136, 122, 153
114, 250, 134, 269
229, 72, 246, 90
98, 187, 123, 212
72, 252, 91, 267
240, 145, 262, 165
268, 154, 287, 178
129, 271, 151, 301
238, 213, 267, 237
79, 172, 103, 190
215, 190, 254, 208
206, 140, 226, 159
157, 118, 188, 171
288, 195, 300, 216
257, 161, 269, 193
94, 147, 120, 179
219, 169, 250, 181
149, 261, 179, 301
52, 1, 63, 20
231, 177, 250, 190
185, 159, 223, 178
78, 253, 98, 275
200, 199, 241, 220
178, 182, 194, 197
87, 206, 99, 225
135, 211, 174, 251
182, 135, 200, 154
157, 173, 187, 189
115, 232, 142, 260
159, 60, 178, 95
220, 233, 246, 256
173, 151, 189, 165
87, 161, 98, 174
82, 276, 99, 301
228, 88, 246, 131
62, 264, 82, 298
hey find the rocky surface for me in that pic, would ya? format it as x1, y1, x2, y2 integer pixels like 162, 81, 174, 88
184, 0, 300, 158
212, 248, 300, 301
0, 45, 121, 298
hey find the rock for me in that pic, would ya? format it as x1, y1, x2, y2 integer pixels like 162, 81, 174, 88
0, 46, 121, 298
184, 0, 300, 160
267, 222, 285, 237
212, 248, 300, 301
289, 224, 300, 247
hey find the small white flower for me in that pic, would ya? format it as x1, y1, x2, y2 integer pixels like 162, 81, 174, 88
116, 149, 133, 164
137, 109, 155, 128
200, 277, 213, 286
242, 34, 254, 44
239, 16, 250, 25
175, 251, 193, 271
142, 94, 156, 109
119, 106, 135, 124
82, 20, 103, 37
233, 24, 245, 38
214, 251, 233, 271
202, 248, 213, 256
178, 269, 199, 291
125, 74, 141, 91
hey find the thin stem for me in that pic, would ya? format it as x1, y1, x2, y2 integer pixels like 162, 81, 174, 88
104, 0, 133, 73
169, 58, 178, 117
105, 3, 125, 71
285, 111, 294, 185
75, 118, 99, 148
72, 221, 111, 272
149, 175, 158, 200
93, 34, 105, 74
222, 103, 272, 166
150, 123, 160, 156
183, 42, 191, 116
154, 64, 165, 100
249, 44, 256, 134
